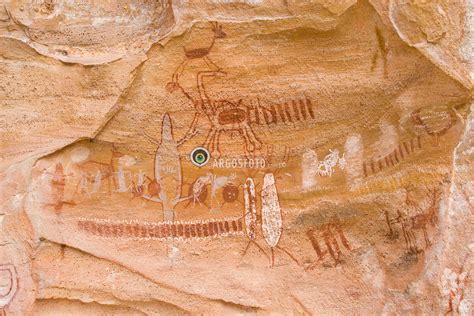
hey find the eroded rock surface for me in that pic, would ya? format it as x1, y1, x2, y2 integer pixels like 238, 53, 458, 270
0, 0, 472, 315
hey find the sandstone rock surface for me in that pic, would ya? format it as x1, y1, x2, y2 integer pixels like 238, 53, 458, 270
0, 0, 472, 315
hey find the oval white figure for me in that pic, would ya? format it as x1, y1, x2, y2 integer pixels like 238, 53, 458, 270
261, 173, 282, 248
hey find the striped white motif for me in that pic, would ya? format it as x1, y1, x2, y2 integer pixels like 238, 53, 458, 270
261, 173, 282, 248
244, 178, 257, 240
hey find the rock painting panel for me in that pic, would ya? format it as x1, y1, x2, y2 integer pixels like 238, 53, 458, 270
7, 2, 472, 313
165, 23, 319, 157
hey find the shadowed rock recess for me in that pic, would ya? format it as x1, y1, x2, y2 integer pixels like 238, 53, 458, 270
0, 0, 472, 314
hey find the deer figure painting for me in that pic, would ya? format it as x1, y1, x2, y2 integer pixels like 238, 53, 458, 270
166, 21, 226, 93
74, 145, 123, 195
386, 186, 441, 255
165, 22, 262, 156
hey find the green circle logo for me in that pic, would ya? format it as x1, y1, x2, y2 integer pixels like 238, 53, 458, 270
191, 147, 210, 167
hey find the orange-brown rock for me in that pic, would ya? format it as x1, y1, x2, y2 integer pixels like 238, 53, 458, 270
0, 1, 472, 314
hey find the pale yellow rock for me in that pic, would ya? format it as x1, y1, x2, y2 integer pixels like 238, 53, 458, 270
1, 0, 175, 64
371, 0, 473, 89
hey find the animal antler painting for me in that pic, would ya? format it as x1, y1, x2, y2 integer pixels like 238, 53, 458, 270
165, 22, 262, 156
166, 21, 226, 92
